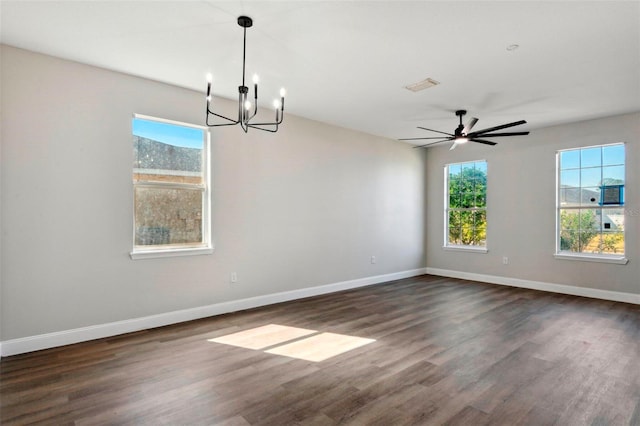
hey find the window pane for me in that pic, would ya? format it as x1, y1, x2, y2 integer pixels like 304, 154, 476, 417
448, 210, 462, 245
560, 208, 611, 253
602, 144, 624, 166
133, 118, 204, 184
560, 170, 580, 188
580, 167, 601, 187
580, 231, 599, 253
560, 229, 578, 251
466, 178, 477, 194
601, 232, 624, 254
449, 210, 461, 227
134, 186, 203, 246
560, 150, 580, 170
460, 211, 474, 244
580, 209, 599, 231
474, 178, 486, 195
602, 208, 624, 231
580, 187, 601, 206
475, 193, 486, 208
448, 226, 462, 245
602, 165, 624, 185
462, 162, 474, 177
460, 191, 475, 208
473, 211, 487, 246
449, 164, 462, 179
449, 192, 461, 208
560, 187, 579, 207
474, 161, 487, 176
580, 147, 601, 168
560, 209, 580, 231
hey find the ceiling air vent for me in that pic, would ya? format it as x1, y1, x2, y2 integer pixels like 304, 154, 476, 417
404, 78, 440, 92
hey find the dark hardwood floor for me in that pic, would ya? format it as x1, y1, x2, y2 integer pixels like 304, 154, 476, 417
2, 275, 640, 425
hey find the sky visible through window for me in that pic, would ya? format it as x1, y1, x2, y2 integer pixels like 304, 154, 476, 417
133, 118, 203, 149
559, 144, 625, 187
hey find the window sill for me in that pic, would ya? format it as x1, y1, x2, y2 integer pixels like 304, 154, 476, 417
554, 252, 628, 265
130, 246, 214, 260
443, 245, 488, 254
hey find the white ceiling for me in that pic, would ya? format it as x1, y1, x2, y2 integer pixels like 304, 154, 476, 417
2, 1, 639, 143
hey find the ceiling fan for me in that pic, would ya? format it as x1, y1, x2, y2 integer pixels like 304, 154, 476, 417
400, 110, 529, 150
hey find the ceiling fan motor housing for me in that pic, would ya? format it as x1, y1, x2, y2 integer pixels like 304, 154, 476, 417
455, 110, 467, 136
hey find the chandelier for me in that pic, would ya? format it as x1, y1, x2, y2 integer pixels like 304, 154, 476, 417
205, 16, 286, 133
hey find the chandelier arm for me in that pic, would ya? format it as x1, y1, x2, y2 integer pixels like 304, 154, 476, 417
248, 124, 278, 132
205, 90, 240, 124
250, 114, 284, 127
246, 101, 258, 123
246, 100, 284, 127
206, 107, 238, 126
250, 85, 259, 119
206, 114, 240, 126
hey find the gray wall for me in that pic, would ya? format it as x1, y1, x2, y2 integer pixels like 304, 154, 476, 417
426, 112, 639, 295
0, 45, 427, 341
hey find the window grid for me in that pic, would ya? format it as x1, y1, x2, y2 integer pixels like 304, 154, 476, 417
445, 160, 487, 248
557, 143, 625, 256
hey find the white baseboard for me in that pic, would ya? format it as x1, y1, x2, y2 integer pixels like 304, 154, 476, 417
0, 268, 427, 357
426, 267, 640, 305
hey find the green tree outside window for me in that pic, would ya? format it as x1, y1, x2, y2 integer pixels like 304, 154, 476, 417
447, 161, 487, 246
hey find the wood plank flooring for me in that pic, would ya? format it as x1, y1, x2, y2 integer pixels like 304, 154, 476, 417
2, 275, 640, 425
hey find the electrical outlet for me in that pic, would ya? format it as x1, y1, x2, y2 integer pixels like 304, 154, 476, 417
230, 272, 238, 283
502, 256, 509, 265
371, 256, 376, 264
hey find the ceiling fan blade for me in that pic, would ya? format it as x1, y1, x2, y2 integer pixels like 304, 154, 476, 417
477, 131, 530, 137
449, 141, 459, 151
470, 138, 498, 146
399, 136, 454, 141
469, 120, 527, 136
462, 117, 479, 134
412, 138, 454, 149
417, 126, 455, 137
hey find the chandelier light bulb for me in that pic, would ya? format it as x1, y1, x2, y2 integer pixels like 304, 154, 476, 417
273, 99, 280, 109
280, 88, 286, 98
206, 73, 213, 83
244, 100, 252, 111
252, 74, 260, 84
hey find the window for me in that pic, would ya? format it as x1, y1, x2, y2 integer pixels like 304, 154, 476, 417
131, 114, 212, 259
557, 143, 626, 262
445, 160, 487, 250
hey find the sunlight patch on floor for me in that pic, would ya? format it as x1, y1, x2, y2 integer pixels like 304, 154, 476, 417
208, 325, 376, 362
207, 324, 316, 350
265, 332, 376, 362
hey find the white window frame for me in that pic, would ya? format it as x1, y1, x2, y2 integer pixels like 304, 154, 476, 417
554, 143, 627, 265
444, 160, 488, 253
130, 114, 213, 260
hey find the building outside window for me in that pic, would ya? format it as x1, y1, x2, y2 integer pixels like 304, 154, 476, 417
131, 114, 212, 259
445, 160, 487, 249
557, 143, 625, 259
